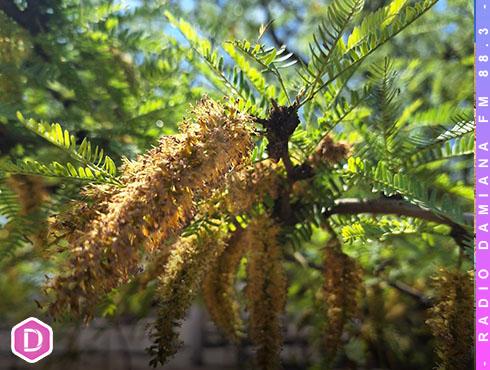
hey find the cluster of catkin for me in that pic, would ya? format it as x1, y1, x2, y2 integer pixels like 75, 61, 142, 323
195, 158, 280, 219
149, 211, 287, 368
426, 269, 474, 370
46, 95, 364, 369
6, 174, 49, 249
245, 214, 288, 369
47, 97, 253, 320
201, 228, 249, 343
148, 221, 229, 366
149, 180, 286, 369
323, 238, 363, 363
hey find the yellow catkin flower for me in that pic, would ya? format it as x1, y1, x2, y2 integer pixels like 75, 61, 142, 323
199, 159, 281, 217
6, 174, 49, 248
48, 97, 253, 320
426, 269, 474, 370
323, 238, 363, 363
202, 228, 249, 343
148, 222, 228, 367
137, 160, 281, 288
245, 214, 287, 370
222, 160, 281, 215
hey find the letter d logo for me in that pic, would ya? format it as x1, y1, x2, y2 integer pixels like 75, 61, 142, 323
11, 317, 53, 363
23, 328, 43, 352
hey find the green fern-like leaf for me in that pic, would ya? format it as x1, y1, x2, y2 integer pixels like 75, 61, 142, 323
301, 0, 365, 100
408, 132, 474, 167
317, 86, 371, 136
0, 158, 117, 184
165, 12, 260, 114
286, 171, 348, 248
345, 0, 409, 51
355, 58, 403, 163
222, 42, 275, 111
301, 0, 438, 104
15, 112, 119, 183
231, 40, 297, 104
338, 215, 446, 244
233, 41, 298, 71
406, 114, 474, 154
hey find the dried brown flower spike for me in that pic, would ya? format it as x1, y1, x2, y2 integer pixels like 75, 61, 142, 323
47, 97, 253, 320
323, 237, 363, 364
309, 135, 350, 168
202, 229, 248, 343
426, 269, 474, 370
7, 174, 49, 249
245, 214, 287, 369
220, 159, 281, 215
7, 174, 48, 215
148, 222, 229, 366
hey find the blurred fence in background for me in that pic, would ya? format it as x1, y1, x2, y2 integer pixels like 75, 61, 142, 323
0, 306, 311, 370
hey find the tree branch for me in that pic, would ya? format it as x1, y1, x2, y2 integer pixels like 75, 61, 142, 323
324, 197, 472, 249
327, 197, 472, 227
387, 280, 433, 309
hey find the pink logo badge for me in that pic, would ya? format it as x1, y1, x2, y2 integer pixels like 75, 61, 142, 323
11, 317, 53, 363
